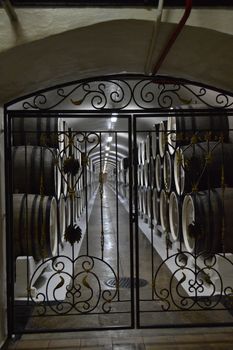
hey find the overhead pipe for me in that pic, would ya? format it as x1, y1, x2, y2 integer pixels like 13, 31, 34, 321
144, 0, 164, 74
1, 0, 18, 22
152, 0, 193, 75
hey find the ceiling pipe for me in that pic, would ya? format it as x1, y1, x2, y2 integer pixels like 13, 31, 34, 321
1, 0, 18, 22
144, 0, 164, 74
152, 0, 193, 75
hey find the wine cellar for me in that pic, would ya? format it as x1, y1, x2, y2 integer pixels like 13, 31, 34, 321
2, 75, 233, 336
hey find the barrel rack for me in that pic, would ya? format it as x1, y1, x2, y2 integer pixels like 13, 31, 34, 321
11, 117, 100, 301
14, 188, 99, 301
112, 109, 233, 298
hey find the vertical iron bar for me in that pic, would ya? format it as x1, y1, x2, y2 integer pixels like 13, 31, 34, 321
24, 144, 30, 304
84, 133, 89, 257
133, 114, 139, 328
5, 109, 14, 337
128, 114, 135, 329
99, 132, 104, 260
56, 121, 60, 255
85, 133, 89, 257
115, 132, 120, 301
149, 131, 155, 301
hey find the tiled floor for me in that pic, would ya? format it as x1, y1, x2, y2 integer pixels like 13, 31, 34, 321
7, 327, 233, 349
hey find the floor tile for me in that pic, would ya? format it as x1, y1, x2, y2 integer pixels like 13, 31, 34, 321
143, 335, 175, 344
80, 337, 112, 346
209, 345, 233, 350
174, 334, 206, 343
113, 344, 145, 350
177, 344, 213, 350
112, 337, 143, 345
15, 339, 49, 349
7, 341, 17, 349
145, 345, 177, 350
48, 338, 81, 348
80, 346, 112, 350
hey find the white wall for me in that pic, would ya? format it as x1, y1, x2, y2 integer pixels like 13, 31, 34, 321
0, 8, 232, 52
0, 8, 232, 105
0, 107, 7, 348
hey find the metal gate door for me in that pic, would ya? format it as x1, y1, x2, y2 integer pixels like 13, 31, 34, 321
5, 75, 233, 336
5, 112, 134, 335
133, 110, 233, 328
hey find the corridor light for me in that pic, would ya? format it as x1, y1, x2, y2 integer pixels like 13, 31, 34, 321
105, 145, 110, 151
111, 113, 118, 123
107, 135, 113, 142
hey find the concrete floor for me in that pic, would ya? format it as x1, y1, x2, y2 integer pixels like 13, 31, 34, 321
8, 184, 233, 349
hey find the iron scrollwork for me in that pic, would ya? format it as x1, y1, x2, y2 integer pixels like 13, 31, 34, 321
15, 75, 233, 111
152, 252, 233, 312
29, 255, 118, 315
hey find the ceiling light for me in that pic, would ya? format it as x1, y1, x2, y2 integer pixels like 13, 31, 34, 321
105, 145, 110, 151
107, 135, 113, 142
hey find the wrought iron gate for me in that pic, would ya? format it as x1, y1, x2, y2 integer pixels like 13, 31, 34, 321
5, 111, 134, 334
134, 109, 233, 328
4, 74, 233, 335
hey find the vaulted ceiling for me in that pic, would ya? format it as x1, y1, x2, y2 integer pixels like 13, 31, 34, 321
0, 7, 232, 105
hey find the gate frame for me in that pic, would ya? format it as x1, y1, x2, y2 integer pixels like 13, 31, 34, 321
4, 74, 233, 337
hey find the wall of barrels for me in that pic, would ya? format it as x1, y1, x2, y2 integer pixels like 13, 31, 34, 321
118, 157, 130, 200
121, 111, 233, 260
137, 111, 233, 257
11, 117, 98, 295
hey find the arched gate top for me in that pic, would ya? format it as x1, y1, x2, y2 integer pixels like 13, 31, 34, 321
6, 74, 233, 111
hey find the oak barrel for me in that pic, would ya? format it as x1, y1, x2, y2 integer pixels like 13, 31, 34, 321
12, 117, 65, 151
167, 109, 229, 155
13, 194, 58, 260
158, 120, 167, 157
155, 154, 163, 192
160, 189, 170, 232
182, 188, 233, 254
163, 151, 174, 193
169, 191, 182, 241
152, 188, 160, 226
13, 146, 61, 198
174, 142, 233, 195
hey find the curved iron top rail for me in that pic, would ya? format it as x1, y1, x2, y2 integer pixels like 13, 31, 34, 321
5, 74, 233, 111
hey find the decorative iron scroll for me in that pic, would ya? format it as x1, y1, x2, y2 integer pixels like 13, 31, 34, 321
10, 75, 232, 111
152, 252, 233, 311
29, 255, 118, 315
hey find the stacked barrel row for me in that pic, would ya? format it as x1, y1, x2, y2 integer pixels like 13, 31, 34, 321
137, 122, 165, 230
11, 117, 98, 261
118, 158, 129, 199
136, 112, 233, 255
